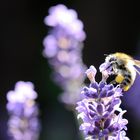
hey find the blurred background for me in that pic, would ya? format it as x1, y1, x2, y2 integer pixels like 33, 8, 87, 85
0, 0, 140, 140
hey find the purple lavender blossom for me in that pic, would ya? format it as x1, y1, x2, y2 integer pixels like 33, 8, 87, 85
6, 81, 40, 140
43, 4, 87, 106
44, 4, 86, 41
76, 66, 129, 140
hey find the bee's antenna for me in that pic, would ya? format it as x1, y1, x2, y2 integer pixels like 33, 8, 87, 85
104, 54, 108, 56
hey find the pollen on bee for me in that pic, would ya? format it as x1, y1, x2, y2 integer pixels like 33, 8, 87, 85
115, 74, 124, 83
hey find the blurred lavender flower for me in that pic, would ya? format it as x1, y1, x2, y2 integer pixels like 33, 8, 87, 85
44, 4, 86, 41
6, 81, 40, 140
43, 4, 87, 106
76, 66, 129, 140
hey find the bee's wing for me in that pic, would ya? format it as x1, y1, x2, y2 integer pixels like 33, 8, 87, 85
104, 54, 109, 57
134, 60, 140, 67
134, 59, 140, 75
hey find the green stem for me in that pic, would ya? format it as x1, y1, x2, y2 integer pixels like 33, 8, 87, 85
73, 110, 85, 140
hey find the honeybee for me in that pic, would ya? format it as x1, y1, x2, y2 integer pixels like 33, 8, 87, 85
100, 52, 140, 91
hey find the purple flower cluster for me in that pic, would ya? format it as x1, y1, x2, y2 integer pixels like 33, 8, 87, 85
44, 4, 86, 41
6, 81, 40, 140
43, 4, 87, 106
76, 66, 129, 140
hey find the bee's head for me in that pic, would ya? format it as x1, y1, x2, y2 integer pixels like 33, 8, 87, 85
100, 55, 114, 73
105, 54, 117, 63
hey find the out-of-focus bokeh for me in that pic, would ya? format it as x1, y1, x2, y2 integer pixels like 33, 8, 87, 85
0, 0, 140, 140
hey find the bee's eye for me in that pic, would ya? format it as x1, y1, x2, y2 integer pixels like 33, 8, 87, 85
109, 57, 116, 62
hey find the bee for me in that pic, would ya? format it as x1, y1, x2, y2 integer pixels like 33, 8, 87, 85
100, 52, 140, 91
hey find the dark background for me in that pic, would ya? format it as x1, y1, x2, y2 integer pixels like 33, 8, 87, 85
0, 0, 140, 140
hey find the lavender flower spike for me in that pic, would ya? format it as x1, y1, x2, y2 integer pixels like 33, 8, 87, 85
43, 4, 87, 106
76, 65, 129, 140
6, 81, 40, 140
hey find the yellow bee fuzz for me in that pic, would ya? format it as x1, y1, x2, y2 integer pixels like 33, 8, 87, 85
123, 85, 130, 91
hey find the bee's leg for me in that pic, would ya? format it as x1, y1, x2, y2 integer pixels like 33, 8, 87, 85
119, 84, 124, 89
109, 80, 117, 85
112, 65, 118, 73
115, 84, 124, 92
110, 82, 123, 91
120, 82, 129, 91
